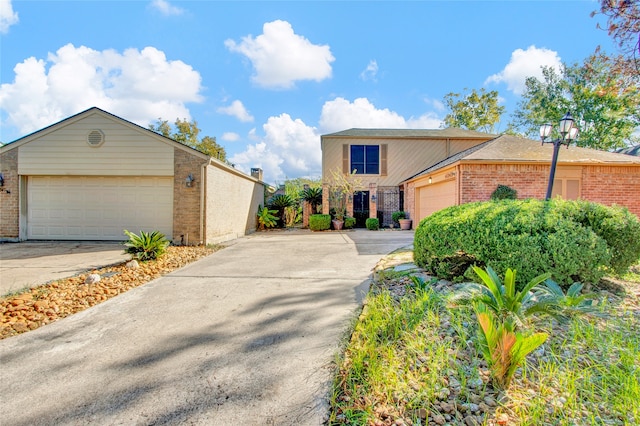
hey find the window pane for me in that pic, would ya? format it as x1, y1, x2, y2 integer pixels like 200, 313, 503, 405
351, 145, 365, 174
365, 145, 379, 174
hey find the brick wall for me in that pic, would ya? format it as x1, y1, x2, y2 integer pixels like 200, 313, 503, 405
173, 149, 205, 245
459, 163, 640, 217
460, 163, 549, 203
581, 165, 640, 217
0, 149, 19, 239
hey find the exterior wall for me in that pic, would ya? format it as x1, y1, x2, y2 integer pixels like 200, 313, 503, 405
581, 165, 640, 217
17, 113, 173, 176
0, 149, 19, 239
321, 136, 487, 188
459, 163, 549, 203
205, 162, 264, 244
173, 149, 206, 245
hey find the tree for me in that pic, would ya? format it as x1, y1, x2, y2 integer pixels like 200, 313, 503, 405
509, 55, 640, 151
149, 118, 227, 161
442, 88, 505, 133
592, 0, 639, 75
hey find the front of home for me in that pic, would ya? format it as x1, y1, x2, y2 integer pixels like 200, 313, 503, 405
321, 129, 640, 228
0, 107, 265, 244
320, 128, 495, 226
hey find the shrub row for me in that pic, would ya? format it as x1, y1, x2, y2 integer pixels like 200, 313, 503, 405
414, 198, 640, 288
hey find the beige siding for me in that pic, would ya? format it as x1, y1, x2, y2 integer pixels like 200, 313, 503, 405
322, 136, 485, 188
18, 113, 173, 176
205, 163, 263, 244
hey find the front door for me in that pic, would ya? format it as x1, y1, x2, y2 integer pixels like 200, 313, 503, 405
353, 191, 369, 228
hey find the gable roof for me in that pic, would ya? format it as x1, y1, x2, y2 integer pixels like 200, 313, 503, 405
0, 106, 209, 160
322, 127, 494, 139
404, 134, 640, 182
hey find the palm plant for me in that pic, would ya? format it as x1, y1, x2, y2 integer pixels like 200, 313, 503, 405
123, 229, 170, 261
267, 194, 295, 227
300, 187, 323, 214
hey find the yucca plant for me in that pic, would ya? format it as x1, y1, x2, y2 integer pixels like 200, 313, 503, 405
449, 266, 554, 328
257, 205, 278, 230
123, 229, 170, 261
474, 302, 548, 388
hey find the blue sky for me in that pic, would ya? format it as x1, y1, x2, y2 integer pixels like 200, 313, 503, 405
0, 0, 617, 184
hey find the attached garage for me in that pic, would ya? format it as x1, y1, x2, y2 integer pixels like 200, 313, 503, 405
416, 179, 456, 219
0, 107, 266, 244
27, 176, 173, 240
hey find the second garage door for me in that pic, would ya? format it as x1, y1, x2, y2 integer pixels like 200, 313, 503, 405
417, 179, 457, 221
27, 176, 173, 241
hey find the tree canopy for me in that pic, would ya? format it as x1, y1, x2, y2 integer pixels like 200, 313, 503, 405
442, 88, 505, 133
592, 0, 639, 75
149, 118, 227, 161
509, 54, 640, 151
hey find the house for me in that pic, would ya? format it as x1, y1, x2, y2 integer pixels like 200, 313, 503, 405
0, 107, 265, 244
616, 144, 640, 156
320, 128, 495, 226
402, 134, 640, 223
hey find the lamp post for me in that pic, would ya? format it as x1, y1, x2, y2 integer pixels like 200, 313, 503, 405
540, 112, 579, 200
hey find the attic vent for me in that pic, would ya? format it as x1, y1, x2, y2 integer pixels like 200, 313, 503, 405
87, 130, 105, 147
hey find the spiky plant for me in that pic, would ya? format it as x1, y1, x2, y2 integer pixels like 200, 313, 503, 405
123, 230, 170, 261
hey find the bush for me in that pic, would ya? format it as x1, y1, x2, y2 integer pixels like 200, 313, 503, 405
366, 218, 380, 230
123, 229, 170, 261
309, 214, 331, 231
391, 211, 406, 223
344, 216, 356, 229
490, 184, 517, 200
413, 198, 640, 288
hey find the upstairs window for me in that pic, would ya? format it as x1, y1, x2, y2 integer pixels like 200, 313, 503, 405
350, 145, 379, 175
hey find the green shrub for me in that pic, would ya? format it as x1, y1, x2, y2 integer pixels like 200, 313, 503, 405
257, 205, 278, 230
391, 211, 406, 223
365, 218, 379, 230
490, 184, 518, 200
123, 229, 170, 261
344, 216, 356, 229
414, 199, 624, 288
309, 214, 331, 231
553, 199, 640, 273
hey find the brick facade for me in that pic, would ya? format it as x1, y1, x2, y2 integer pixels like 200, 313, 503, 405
173, 149, 205, 245
581, 165, 640, 216
459, 163, 549, 204
0, 149, 19, 239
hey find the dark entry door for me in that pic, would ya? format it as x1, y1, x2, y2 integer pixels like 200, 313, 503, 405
353, 191, 369, 228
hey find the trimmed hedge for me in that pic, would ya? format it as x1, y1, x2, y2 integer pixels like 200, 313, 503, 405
366, 218, 380, 230
344, 216, 356, 229
414, 198, 640, 288
309, 214, 331, 231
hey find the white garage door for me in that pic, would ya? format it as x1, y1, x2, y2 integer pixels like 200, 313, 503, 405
417, 180, 457, 221
27, 176, 173, 241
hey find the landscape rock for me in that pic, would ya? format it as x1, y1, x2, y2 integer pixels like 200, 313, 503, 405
85, 274, 101, 284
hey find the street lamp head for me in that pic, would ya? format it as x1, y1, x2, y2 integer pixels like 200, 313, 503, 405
559, 112, 574, 137
540, 123, 552, 141
567, 126, 579, 142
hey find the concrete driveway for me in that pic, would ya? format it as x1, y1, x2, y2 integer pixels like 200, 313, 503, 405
0, 229, 414, 425
0, 241, 129, 295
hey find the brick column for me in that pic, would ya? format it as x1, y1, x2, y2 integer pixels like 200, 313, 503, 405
369, 182, 378, 218
322, 183, 330, 214
0, 150, 19, 239
346, 193, 354, 218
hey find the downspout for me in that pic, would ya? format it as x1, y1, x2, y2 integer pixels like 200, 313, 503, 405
200, 161, 207, 245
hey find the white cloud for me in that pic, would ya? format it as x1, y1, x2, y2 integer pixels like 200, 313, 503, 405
360, 60, 378, 82
150, 0, 184, 16
221, 132, 240, 142
230, 114, 321, 183
0, 0, 19, 34
0, 43, 202, 136
224, 20, 335, 89
217, 100, 254, 122
485, 45, 562, 95
318, 97, 443, 134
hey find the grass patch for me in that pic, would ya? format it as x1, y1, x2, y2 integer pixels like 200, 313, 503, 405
329, 270, 640, 425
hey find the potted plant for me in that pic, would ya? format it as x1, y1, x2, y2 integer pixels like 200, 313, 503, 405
327, 167, 362, 231
392, 211, 405, 227
399, 212, 412, 230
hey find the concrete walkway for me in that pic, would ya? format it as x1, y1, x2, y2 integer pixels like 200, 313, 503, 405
0, 241, 128, 295
0, 229, 414, 425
